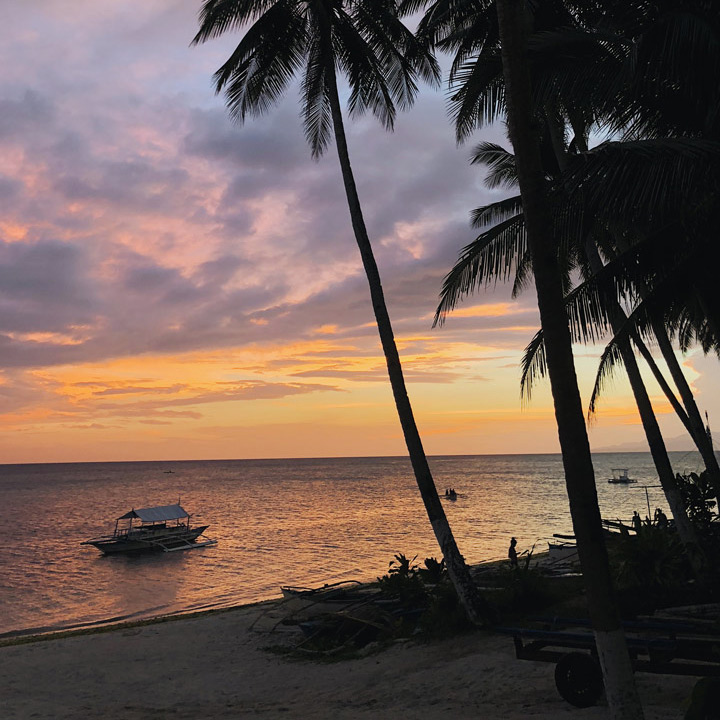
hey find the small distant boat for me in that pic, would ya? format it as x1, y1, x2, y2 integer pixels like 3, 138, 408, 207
82, 504, 216, 555
443, 489, 458, 501
608, 468, 637, 484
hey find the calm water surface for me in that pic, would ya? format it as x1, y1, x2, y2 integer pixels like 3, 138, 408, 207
0, 452, 704, 638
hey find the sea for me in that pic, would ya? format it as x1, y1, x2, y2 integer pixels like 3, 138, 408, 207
0, 451, 705, 639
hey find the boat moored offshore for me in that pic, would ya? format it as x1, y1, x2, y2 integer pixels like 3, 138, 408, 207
82, 503, 216, 555
608, 468, 637, 484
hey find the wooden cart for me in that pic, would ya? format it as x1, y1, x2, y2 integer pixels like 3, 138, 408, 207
497, 617, 720, 707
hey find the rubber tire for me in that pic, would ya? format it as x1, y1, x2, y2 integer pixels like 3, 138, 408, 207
554, 652, 604, 708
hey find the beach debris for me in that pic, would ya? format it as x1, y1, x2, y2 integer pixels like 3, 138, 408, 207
259, 554, 472, 655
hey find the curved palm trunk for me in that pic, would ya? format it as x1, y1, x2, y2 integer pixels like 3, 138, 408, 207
495, 1, 644, 716
550, 117, 717, 494
611, 241, 720, 492
546, 115, 700, 565
627, 318, 720, 502
583, 244, 704, 573
323, 70, 491, 626
650, 320, 720, 495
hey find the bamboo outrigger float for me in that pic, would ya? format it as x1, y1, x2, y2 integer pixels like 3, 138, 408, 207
82, 504, 216, 555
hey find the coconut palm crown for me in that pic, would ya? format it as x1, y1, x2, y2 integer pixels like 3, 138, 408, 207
193, 0, 439, 157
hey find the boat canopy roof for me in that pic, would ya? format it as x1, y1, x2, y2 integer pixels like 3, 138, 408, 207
118, 504, 188, 522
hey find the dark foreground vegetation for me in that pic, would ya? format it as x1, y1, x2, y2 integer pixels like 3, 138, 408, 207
279, 471, 720, 658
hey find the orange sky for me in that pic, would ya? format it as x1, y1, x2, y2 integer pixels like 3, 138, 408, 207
0, 1, 717, 463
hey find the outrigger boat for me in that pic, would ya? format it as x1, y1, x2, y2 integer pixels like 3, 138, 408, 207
82, 504, 216, 555
608, 468, 637, 484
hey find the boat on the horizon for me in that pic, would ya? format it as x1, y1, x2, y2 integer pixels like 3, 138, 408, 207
81, 503, 216, 555
608, 468, 637, 484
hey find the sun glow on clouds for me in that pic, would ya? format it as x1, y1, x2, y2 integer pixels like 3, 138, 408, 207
7, 330, 91, 346
1, 0, 716, 462
0, 223, 28, 242
445, 303, 531, 319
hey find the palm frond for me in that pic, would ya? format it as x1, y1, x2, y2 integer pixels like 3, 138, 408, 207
434, 214, 526, 325
511, 250, 536, 297
417, 0, 497, 56
193, 0, 281, 44
527, 26, 628, 129
519, 330, 546, 404
302, 33, 333, 157
471, 141, 518, 188
448, 56, 505, 142
471, 195, 522, 228
564, 138, 720, 229
335, 14, 397, 131
210, 1, 307, 122
588, 334, 627, 417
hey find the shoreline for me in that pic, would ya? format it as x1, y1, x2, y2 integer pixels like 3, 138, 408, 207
0, 552, 524, 647
0, 551, 561, 647
0, 598, 271, 648
0, 593, 696, 719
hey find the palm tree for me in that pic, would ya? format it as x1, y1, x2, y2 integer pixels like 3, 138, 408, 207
435, 139, 706, 574
495, 1, 644, 714
430, 0, 720, 512
425, 0, 716, 711
192, 0, 491, 623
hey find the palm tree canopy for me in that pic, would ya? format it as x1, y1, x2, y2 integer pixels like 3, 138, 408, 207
193, 0, 440, 156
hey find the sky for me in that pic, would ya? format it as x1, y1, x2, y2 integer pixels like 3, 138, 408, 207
0, 0, 717, 464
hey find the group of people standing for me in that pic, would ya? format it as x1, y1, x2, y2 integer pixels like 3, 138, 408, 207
507, 505, 671, 570
631, 508, 668, 532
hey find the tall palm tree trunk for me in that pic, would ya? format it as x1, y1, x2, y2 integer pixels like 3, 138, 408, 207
323, 69, 491, 626
495, 1, 643, 716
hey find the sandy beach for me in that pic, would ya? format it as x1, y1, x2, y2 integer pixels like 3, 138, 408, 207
0, 599, 696, 719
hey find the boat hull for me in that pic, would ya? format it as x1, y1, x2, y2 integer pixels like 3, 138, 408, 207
85, 525, 209, 554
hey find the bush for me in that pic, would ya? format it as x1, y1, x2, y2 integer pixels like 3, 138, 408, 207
610, 523, 691, 613
376, 553, 471, 638
675, 470, 717, 530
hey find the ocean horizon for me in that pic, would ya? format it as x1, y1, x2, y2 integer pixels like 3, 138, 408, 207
0, 445, 700, 467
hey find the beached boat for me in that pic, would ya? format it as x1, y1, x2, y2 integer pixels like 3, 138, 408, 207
280, 580, 366, 602
82, 504, 216, 555
608, 468, 637, 484
547, 533, 579, 562
547, 541, 579, 562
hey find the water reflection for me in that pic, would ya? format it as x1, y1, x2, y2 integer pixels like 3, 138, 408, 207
0, 452, 703, 636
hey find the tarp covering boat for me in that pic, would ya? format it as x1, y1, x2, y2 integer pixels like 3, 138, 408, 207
118, 504, 189, 522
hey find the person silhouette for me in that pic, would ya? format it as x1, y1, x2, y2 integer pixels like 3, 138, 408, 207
508, 537, 518, 568
632, 511, 642, 533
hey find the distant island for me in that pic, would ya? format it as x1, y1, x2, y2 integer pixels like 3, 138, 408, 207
595, 436, 697, 453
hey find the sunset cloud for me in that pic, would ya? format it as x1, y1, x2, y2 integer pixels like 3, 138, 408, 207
0, 1, 714, 462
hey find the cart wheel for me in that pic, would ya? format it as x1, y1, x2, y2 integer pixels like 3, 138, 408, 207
554, 652, 603, 708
